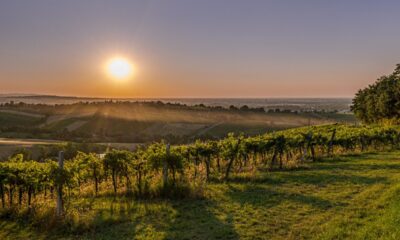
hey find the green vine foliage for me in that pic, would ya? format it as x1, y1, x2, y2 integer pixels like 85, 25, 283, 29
1, 124, 400, 211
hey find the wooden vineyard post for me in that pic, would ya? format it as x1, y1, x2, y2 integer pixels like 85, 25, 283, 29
163, 143, 170, 188
56, 151, 64, 217
306, 132, 316, 161
328, 128, 336, 157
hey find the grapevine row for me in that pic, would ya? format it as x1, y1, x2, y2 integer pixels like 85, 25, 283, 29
0, 124, 399, 212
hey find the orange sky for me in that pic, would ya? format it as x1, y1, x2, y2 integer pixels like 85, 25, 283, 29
1, 1, 400, 98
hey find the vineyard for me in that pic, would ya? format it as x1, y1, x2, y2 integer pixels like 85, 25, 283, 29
0, 124, 399, 215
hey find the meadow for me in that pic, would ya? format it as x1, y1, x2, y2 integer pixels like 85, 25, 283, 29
1, 151, 400, 239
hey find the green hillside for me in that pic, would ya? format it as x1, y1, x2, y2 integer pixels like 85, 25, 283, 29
0, 111, 44, 127
0, 102, 356, 143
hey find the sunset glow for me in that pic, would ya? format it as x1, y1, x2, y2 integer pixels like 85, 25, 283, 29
1, 1, 400, 98
106, 57, 134, 80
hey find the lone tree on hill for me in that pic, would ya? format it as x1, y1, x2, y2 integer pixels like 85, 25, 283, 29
351, 64, 400, 124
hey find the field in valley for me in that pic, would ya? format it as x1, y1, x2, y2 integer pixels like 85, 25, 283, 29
0, 98, 355, 144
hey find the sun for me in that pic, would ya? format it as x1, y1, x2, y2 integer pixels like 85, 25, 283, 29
106, 57, 134, 80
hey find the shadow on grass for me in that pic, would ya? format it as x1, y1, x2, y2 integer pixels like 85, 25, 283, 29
228, 170, 388, 187
310, 152, 400, 172
0, 195, 239, 240
60, 198, 240, 240
275, 172, 388, 186
0, 220, 46, 239
222, 154, 392, 211
313, 162, 400, 172
225, 184, 335, 209
163, 200, 239, 240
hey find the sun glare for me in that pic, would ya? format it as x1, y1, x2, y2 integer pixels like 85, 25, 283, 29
106, 57, 134, 80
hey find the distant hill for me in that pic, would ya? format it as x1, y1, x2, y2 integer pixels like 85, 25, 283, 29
0, 101, 356, 143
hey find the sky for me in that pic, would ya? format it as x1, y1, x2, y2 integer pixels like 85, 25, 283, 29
0, 0, 400, 98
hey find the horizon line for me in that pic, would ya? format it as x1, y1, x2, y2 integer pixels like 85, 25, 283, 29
0, 93, 354, 99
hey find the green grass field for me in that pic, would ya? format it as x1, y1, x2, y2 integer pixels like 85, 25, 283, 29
0, 112, 43, 127
1, 151, 400, 240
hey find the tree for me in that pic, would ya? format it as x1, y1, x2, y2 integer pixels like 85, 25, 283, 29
352, 64, 400, 123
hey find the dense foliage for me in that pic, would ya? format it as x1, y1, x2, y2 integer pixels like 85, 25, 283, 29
352, 64, 400, 123
1, 124, 400, 214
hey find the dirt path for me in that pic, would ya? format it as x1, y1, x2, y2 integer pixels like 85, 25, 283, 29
0, 138, 62, 146
0, 109, 45, 118
66, 120, 88, 131
194, 122, 224, 137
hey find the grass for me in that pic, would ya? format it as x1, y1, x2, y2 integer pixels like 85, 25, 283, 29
202, 122, 286, 137
0, 112, 43, 127
1, 151, 400, 239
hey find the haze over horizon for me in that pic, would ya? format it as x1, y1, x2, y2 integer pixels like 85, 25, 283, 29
0, 93, 352, 100
1, 0, 400, 98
